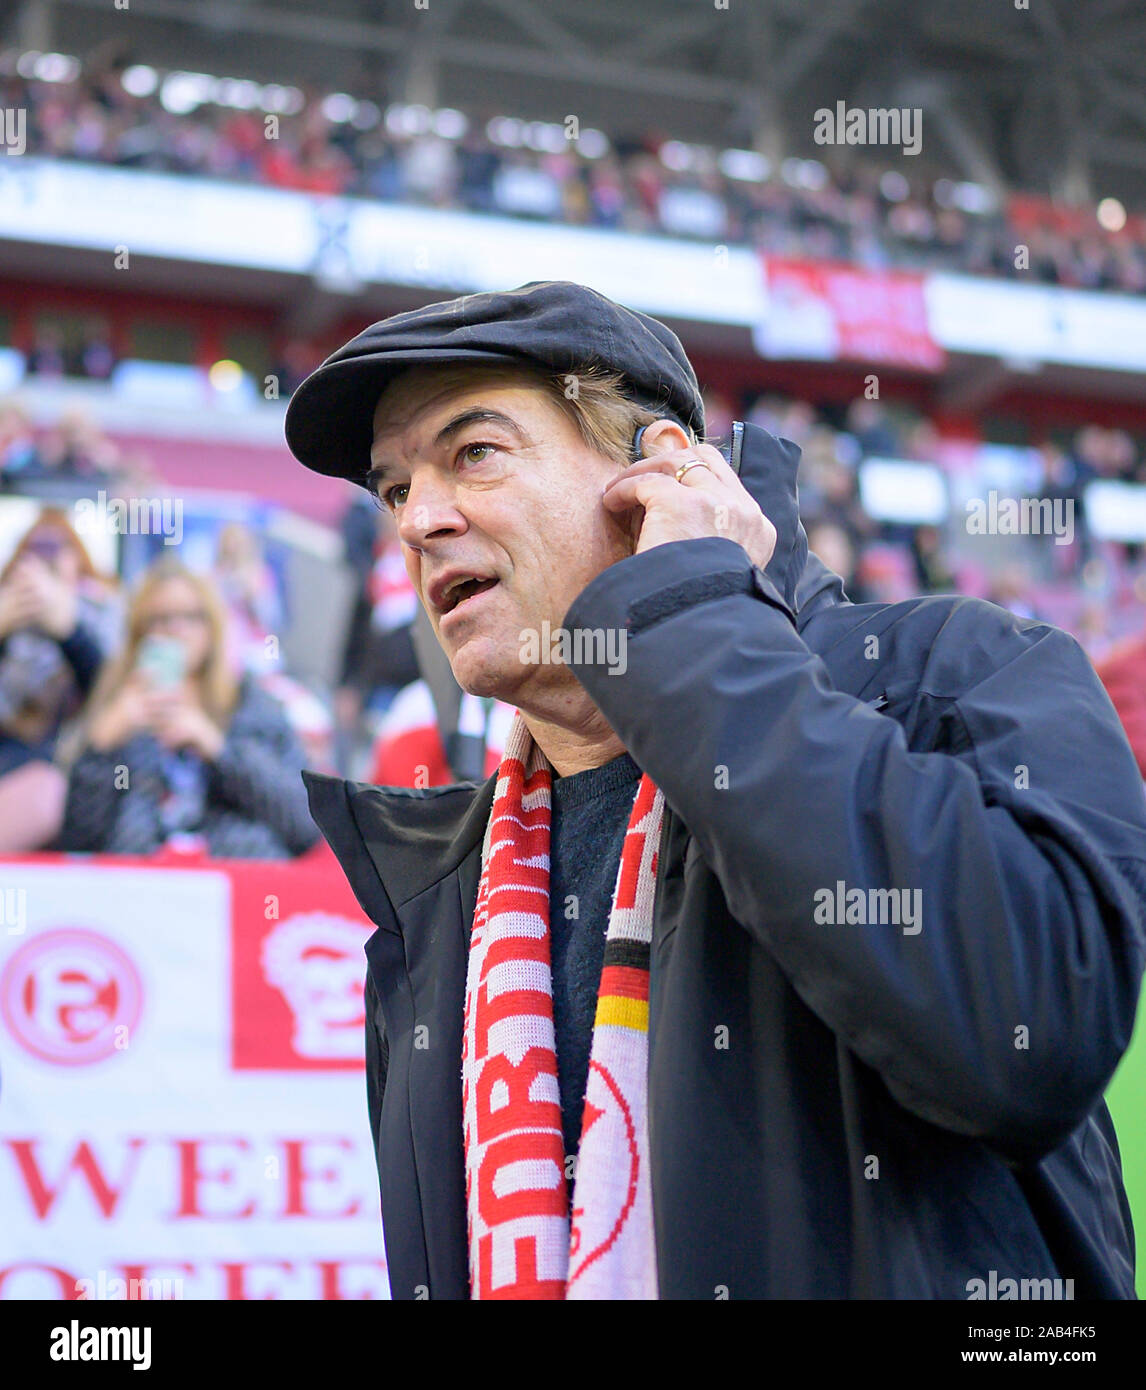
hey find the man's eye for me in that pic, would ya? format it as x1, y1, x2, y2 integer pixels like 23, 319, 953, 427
381, 444, 493, 509
460, 442, 494, 465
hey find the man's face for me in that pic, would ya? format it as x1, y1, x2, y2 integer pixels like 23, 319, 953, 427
369, 368, 635, 703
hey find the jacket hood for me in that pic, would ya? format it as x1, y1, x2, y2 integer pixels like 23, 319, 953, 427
728, 419, 848, 623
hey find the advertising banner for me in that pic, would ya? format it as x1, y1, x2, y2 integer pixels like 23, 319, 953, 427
755, 256, 946, 371
0, 855, 388, 1300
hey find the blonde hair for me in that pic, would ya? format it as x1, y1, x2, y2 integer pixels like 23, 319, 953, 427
64, 558, 239, 762
370, 358, 702, 491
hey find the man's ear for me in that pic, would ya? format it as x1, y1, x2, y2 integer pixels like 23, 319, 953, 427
633, 418, 693, 459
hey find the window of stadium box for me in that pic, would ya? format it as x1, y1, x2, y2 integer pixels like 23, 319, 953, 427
127, 318, 196, 365
31, 311, 96, 368
222, 328, 271, 383
980, 414, 1034, 446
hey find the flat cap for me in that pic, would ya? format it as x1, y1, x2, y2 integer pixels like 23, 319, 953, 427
284, 280, 705, 485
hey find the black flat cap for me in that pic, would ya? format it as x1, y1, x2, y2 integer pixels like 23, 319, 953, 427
284, 280, 705, 485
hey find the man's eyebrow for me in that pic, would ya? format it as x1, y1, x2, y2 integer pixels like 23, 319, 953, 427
368, 408, 528, 480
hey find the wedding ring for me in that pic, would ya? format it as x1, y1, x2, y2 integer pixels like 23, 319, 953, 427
675, 459, 711, 483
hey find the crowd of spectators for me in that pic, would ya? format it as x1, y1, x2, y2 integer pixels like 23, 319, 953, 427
709, 386, 1146, 659
57, 555, 316, 858
320, 384, 1146, 785
1, 373, 1144, 849
5, 49, 1146, 294
0, 495, 318, 856
24, 320, 118, 382
0, 395, 159, 493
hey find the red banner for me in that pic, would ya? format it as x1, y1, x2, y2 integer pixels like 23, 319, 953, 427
0, 850, 389, 1300
755, 256, 946, 372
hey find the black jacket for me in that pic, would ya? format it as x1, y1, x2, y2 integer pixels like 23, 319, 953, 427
305, 421, 1146, 1300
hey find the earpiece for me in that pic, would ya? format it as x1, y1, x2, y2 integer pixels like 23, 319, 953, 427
631, 424, 649, 461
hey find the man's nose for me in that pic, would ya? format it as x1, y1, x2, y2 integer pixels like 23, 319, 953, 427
396, 473, 467, 547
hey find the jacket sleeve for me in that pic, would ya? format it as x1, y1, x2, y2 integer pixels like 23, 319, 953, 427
58, 738, 169, 853
58, 747, 123, 852
208, 689, 320, 855
563, 537, 1146, 1165
57, 620, 106, 696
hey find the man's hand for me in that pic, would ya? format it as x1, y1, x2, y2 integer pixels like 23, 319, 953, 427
601, 442, 777, 571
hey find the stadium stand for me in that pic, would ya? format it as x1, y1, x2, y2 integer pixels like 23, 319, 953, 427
4, 47, 1146, 293
3, 0, 1146, 1306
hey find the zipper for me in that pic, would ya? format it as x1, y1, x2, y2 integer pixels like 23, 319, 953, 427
727, 419, 744, 477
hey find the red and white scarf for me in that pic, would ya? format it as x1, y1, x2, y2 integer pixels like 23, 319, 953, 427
461, 713, 663, 1299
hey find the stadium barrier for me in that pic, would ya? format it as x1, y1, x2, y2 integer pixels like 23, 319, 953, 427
1, 847, 1143, 1299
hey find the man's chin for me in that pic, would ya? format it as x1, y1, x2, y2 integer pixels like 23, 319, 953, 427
454, 667, 507, 701
445, 638, 520, 702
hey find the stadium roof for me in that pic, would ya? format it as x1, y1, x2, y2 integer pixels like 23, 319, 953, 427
12, 0, 1146, 210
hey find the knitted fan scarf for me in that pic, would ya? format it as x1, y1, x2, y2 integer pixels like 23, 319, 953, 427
461, 712, 663, 1299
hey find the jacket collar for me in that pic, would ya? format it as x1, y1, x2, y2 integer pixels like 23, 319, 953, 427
304, 769, 496, 915
733, 419, 847, 622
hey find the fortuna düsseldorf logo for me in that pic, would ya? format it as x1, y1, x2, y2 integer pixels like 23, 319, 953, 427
0, 929, 142, 1065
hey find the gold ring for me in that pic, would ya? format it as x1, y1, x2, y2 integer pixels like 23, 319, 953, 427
675, 459, 711, 483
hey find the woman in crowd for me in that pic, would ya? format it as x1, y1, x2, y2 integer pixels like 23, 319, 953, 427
212, 520, 283, 674
59, 557, 318, 858
0, 508, 117, 851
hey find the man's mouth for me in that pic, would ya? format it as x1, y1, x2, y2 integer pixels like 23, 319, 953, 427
436, 575, 499, 616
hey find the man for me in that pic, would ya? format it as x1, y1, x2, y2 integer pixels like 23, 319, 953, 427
286, 280, 1146, 1300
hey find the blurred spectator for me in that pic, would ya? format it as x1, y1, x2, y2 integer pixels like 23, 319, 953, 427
806, 520, 862, 599
212, 521, 283, 674
0, 508, 118, 851
1096, 633, 1146, 782
807, 451, 872, 548
26, 324, 67, 379
455, 126, 500, 213
910, 524, 959, 593
987, 563, 1044, 621
369, 680, 515, 788
0, 400, 38, 477
333, 507, 419, 771
24, 405, 120, 479
58, 558, 318, 858
71, 318, 117, 381
700, 388, 735, 447
747, 393, 817, 448
271, 339, 322, 398
846, 398, 902, 457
